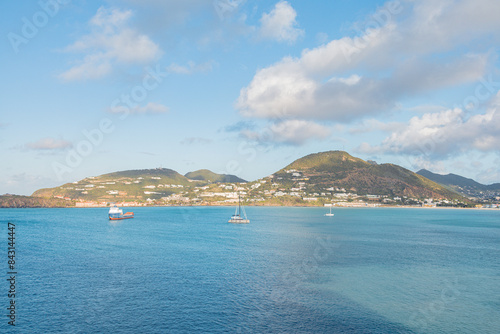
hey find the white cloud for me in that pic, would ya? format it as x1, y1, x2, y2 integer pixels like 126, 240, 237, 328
371, 108, 466, 155
259, 1, 304, 43
237, 54, 487, 122
357, 92, 500, 157
238, 0, 499, 124
111, 0, 252, 50
109, 102, 169, 114
90, 6, 133, 28
59, 7, 161, 81
25, 138, 72, 151
58, 54, 113, 81
242, 120, 331, 146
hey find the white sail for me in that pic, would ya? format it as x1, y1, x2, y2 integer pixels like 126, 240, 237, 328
228, 193, 250, 223
325, 204, 334, 217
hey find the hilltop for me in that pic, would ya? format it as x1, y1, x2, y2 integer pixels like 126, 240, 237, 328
25, 151, 474, 208
243, 151, 465, 206
418, 169, 486, 189
184, 169, 246, 183
32, 168, 204, 204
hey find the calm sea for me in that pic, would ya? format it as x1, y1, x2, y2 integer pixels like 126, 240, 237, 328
1, 207, 499, 333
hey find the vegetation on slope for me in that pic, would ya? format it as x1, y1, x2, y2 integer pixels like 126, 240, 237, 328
185, 169, 246, 183
273, 151, 466, 200
418, 169, 500, 191
28, 151, 472, 207
0, 195, 75, 208
32, 168, 204, 203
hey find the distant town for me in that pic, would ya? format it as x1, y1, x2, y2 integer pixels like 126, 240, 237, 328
3, 151, 499, 209
51, 169, 498, 209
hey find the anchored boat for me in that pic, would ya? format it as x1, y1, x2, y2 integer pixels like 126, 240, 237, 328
108, 205, 134, 220
324, 204, 335, 217
228, 195, 249, 224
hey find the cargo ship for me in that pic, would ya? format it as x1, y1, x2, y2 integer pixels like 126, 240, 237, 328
108, 205, 134, 220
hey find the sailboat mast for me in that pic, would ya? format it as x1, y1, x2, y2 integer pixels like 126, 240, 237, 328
238, 193, 241, 216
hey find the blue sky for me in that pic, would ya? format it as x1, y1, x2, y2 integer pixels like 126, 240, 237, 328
1, 0, 500, 195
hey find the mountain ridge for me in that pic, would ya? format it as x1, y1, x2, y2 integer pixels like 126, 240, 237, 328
417, 169, 500, 200
24, 150, 475, 207
417, 169, 500, 190
269, 151, 464, 200
184, 169, 246, 183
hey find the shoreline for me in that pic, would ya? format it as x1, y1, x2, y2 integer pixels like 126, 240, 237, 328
2, 204, 498, 211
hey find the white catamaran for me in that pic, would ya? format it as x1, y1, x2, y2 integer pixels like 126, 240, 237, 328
228, 194, 250, 224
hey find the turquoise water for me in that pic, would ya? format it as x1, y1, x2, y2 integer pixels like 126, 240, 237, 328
1, 207, 499, 333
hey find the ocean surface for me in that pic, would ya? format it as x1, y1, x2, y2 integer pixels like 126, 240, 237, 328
1, 207, 499, 333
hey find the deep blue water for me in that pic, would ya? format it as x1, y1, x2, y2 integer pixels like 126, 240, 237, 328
0, 207, 499, 333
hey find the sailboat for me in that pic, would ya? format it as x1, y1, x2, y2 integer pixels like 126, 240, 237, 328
324, 204, 334, 217
228, 194, 250, 224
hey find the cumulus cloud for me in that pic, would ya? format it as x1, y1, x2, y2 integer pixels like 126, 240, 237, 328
112, 0, 252, 50
357, 92, 500, 157
25, 138, 73, 151
59, 7, 161, 81
109, 102, 169, 114
259, 1, 304, 43
237, 0, 500, 125
237, 54, 487, 122
242, 120, 331, 146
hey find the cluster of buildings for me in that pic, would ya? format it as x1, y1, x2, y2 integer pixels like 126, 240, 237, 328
475, 204, 500, 209
47, 171, 497, 208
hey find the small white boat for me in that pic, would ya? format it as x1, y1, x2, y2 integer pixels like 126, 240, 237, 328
324, 205, 334, 217
228, 194, 249, 224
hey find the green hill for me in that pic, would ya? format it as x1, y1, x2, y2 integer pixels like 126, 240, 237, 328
185, 169, 246, 183
284, 150, 370, 171
101, 168, 192, 185
0, 195, 75, 208
266, 151, 465, 200
417, 169, 500, 191
29, 152, 470, 206
417, 169, 484, 189
417, 169, 500, 200
32, 168, 203, 203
